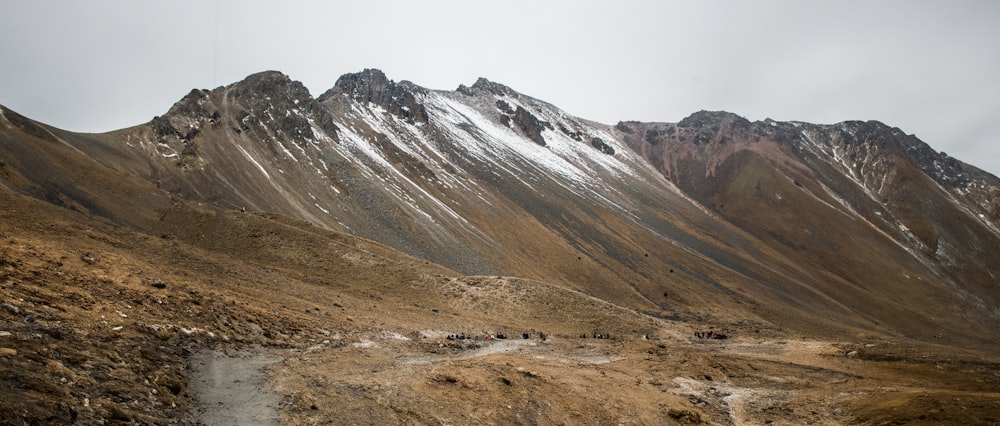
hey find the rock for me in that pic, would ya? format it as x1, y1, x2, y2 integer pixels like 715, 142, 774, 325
150, 115, 180, 139
1, 303, 19, 315
80, 252, 97, 265
470, 77, 518, 97
320, 69, 428, 124
0, 347, 16, 356
846, 350, 859, 358
616, 121, 637, 134
224, 71, 340, 143
496, 100, 514, 114
590, 137, 615, 155
0, 331, 11, 337
512, 106, 551, 146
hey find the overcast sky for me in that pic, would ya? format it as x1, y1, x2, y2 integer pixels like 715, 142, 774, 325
1, 0, 998, 176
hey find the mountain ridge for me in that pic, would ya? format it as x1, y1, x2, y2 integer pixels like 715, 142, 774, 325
2, 69, 1000, 424
2, 69, 998, 348
1, 69, 1000, 340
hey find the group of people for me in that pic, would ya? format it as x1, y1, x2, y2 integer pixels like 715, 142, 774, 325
446, 331, 545, 341
581, 333, 615, 340
694, 330, 728, 340
446, 329, 729, 341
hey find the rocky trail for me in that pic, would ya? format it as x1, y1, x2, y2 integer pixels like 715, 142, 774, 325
188, 349, 282, 425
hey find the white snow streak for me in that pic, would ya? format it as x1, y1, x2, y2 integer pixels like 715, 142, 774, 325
236, 144, 271, 180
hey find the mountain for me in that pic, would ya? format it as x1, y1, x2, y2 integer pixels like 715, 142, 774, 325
16, 68, 997, 342
1, 69, 998, 424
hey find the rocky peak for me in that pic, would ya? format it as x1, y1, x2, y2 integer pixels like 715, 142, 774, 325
673, 110, 754, 145
322, 68, 391, 100
227, 71, 338, 144
463, 77, 518, 98
151, 87, 224, 168
320, 69, 428, 124
229, 71, 314, 107
852, 121, 973, 189
799, 119, 973, 189
150, 70, 339, 166
677, 110, 751, 130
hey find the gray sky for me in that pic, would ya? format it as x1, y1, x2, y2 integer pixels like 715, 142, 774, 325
2, 0, 998, 176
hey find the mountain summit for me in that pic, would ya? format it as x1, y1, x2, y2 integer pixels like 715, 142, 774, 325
1, 69, 998, 424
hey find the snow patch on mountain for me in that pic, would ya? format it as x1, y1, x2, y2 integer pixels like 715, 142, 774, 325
424, 91, 642, 214
236, 144, 272, 180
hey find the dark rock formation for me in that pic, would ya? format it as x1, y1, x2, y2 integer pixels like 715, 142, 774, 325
496, 100, 514, 115
512, 106, 551, 146
557, 123, 583, 141
470, 77, 518, 98
676, 110, 753, 145
229, 71, 339, 142
590, 137, 615, 155
320, 69, 428, 124
615, 121, 637, 134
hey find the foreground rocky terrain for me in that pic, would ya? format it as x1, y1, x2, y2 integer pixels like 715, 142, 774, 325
1, 69, 999, 424
2, 185, 998, 425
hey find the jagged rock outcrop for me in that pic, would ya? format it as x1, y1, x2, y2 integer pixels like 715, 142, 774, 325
468, 77, 519, 97
319, 68, 428, 124
590, 137, 615, 155
511, 106, 551, 146
227, 71, 340, 143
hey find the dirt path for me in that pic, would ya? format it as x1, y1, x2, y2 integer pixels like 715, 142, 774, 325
189, 349, 282, 425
